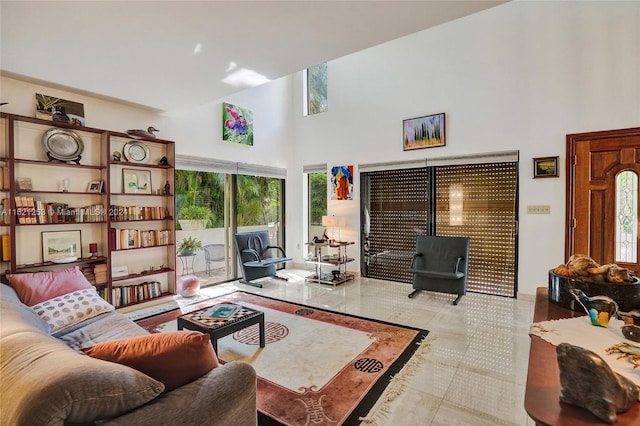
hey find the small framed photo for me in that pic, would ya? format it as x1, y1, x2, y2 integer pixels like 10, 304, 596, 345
123, 169, 152, 194
42, 230, 82, 262
533, 156, 559, 178
403, 112, 445, 151
87, 180, 104, 193
16, 177, 33, 191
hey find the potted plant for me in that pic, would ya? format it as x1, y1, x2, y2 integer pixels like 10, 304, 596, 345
177, 236, 203, 256
178, 205, 213, 230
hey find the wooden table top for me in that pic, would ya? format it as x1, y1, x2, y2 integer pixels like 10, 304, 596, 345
525, 287, 640, 425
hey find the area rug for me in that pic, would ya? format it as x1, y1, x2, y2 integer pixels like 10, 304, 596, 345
136, 291, 430, 426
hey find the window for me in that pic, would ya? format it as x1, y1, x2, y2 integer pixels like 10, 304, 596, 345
304, 63, 328, 115
616, 170, 638, 263
308, 171, 327, 241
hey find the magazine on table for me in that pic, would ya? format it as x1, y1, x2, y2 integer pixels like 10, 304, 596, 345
203, 303, 239, 318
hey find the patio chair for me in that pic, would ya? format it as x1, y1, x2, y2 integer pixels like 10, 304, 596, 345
203, 244, 225, 275
234, 230, 291, 288
407, 235, 470, 305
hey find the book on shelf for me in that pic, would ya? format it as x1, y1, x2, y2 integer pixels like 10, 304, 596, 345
1, 234, 9, 261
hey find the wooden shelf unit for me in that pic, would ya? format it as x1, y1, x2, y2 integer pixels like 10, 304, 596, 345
0, 112, 176, 308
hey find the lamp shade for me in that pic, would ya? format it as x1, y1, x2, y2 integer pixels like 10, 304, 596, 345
322, 215, 338, 227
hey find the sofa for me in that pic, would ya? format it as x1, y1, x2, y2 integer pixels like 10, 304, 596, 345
0, 270, 257, 426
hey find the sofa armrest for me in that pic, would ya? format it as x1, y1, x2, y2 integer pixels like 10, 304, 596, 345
102, 361, 257, 426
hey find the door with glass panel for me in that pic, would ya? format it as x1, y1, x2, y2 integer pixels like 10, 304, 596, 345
567, 128, 640, 273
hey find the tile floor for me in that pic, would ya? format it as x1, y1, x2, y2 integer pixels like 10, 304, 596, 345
189, 268, 536, 425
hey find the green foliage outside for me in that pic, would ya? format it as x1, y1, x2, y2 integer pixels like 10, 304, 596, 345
309, 172, 327, 225
175, 169, 282, 229
308, 63, 328, 115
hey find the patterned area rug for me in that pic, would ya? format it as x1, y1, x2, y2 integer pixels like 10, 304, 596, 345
136, 291, 431, 426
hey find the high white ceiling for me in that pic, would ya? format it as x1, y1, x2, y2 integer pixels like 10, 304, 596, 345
1, 1, 506, 113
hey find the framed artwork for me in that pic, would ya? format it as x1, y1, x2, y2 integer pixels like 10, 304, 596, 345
87, 180, 104, 193
123, 169, 152, 194
16, 177, 33, 191
533, 156, 559, 178
403, 112, 445, 151
331, 165, 354, 200
35, 93, 85, 126
222, 102, 253, 146
42, 230, 81, 261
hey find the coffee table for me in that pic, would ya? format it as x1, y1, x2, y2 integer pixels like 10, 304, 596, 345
177, 303, 265, 353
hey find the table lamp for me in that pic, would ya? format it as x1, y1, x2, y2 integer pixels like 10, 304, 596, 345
321, 215, 338, 243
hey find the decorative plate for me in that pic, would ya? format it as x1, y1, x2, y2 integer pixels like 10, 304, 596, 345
122, 140, 150, 163
41, 128, 84, 162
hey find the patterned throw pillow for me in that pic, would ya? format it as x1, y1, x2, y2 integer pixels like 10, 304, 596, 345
31, 288, 114, 332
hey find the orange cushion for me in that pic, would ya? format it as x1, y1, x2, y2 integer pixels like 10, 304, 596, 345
83, 331, 219, 392
7, 266, 94, 306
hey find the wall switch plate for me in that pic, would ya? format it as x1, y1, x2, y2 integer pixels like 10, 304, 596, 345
527, 205, 551, 214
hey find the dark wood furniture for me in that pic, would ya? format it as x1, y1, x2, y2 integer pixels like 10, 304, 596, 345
525, 287, 640, 425
177, 303, 265, 353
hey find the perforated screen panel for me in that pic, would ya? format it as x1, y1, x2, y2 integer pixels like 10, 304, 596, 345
435, 163, 518, 297
361, 162, 518, 298
362, 168, 430, 283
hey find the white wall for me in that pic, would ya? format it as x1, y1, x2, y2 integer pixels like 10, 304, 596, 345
286, 1, 640, 296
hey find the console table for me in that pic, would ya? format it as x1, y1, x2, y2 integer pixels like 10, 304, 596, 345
525, 287, 640, 425
305, 241, 355, 286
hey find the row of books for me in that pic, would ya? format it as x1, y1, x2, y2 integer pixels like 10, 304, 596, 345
2, 197, 106, 225
110, 205, 170, 221
111, 281, 163, 308
0, 166, 9, 191
110, 228, 172, 250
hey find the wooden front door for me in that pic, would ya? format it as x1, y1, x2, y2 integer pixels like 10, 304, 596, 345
566, 127, 640, 273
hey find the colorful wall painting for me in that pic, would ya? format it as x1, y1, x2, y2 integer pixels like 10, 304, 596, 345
331, 165, 353, 200
35, 93, 85, 126
403, 112, 445, 151
222, 102, 253, 146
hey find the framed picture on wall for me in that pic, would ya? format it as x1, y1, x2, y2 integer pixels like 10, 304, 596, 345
403, 112, 445, 151
533, 156, 559, 178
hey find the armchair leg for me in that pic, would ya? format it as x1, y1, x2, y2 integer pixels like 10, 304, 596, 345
240, 279, 263, 288
408, 289, 421, 299
452, 294, 463, 305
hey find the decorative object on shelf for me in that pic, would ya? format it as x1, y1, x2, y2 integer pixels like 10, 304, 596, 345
122, 140, 151, 163
87, 180, 104, 193
557, 342, 638, 424
42, 230, 82, 262
126, 126, 159, 138
331, 165, 353, 200
159, 156, 168, 165
176, 274, 200, 297
112, 151, 121, 161
606, 342, 640, 368
177, 236, 202, 256
16, 177, 32, 191
122, 168, 152, 194
61, 178, 70, 192
533, 156, 559, 178
41, 128, 84, 164
222, 102, 253, 146
569, 288, 619, 327
35, 93, 85, 126
89, 243, 98, 258
164, 180, 170, 195
403, 112, 445, 151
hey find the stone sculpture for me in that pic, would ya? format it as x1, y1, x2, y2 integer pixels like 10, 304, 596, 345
556, 343, 638, 424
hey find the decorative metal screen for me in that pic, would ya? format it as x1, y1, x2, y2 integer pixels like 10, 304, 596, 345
361, 162, 518, 298
361, 168, 430, 282
435, 163, 518, 297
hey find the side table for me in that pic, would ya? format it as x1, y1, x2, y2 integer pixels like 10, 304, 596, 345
177, 253, 196, 276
